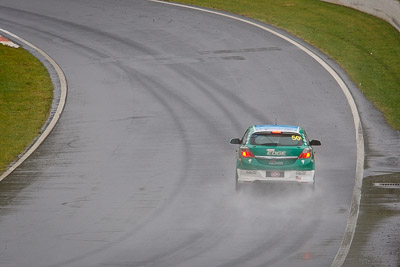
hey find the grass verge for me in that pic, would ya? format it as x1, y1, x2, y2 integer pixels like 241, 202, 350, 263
170, 0, 400, 129
0, 45, 53, 174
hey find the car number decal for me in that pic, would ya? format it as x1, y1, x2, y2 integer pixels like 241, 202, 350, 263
291, 135, 301, 141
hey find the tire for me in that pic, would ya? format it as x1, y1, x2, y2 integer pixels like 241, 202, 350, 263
235, 171, 241, 192
307, 178, 316, 192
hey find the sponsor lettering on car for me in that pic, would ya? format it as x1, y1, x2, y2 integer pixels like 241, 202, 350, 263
266, 149, 286, 156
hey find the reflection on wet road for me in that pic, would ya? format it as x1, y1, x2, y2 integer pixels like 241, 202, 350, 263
0, 1, 357, 266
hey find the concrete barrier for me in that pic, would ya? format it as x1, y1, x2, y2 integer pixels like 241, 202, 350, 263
321, 0, 400, 32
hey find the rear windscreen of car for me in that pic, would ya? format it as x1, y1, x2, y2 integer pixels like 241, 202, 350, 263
250, 133, 303, 146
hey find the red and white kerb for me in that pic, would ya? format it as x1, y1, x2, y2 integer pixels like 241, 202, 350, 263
0, 35, 19, 48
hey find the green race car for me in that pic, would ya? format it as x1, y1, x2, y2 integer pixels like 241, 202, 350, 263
230, 125, 321, 190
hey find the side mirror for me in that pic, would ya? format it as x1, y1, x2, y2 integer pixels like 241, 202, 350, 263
230, 138, 241, 144
310, 140, 321, 146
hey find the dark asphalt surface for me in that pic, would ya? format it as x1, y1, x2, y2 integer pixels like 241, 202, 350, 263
0, 1, 362, 266
344, 173, 400, 267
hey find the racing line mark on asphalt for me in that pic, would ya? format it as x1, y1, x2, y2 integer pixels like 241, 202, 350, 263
0, 3, 364, 265
148, 1, 364, 266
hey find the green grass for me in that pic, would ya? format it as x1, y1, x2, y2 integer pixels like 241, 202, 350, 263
0, 45, 53, 173
171, 0, 400, 129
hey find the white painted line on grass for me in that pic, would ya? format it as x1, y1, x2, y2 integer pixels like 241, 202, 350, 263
149, 1, 364, 266
0, 29, 67, 182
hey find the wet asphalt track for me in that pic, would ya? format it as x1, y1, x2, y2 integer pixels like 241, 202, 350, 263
0, 1, 358, 266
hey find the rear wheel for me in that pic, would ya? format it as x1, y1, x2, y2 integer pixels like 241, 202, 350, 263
311, 177, 316, 191
305, 177, 315, 192
235, 171, 241, 192
310, 181, 315, 191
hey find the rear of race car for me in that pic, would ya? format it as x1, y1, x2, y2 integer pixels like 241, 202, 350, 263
231, 125, 320, 186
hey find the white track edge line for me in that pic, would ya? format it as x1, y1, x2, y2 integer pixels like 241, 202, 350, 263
0, 29, 67, 182
148, 1, 364, 266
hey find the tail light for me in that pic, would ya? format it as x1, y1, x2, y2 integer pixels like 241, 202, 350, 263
298, 148, 312, 159
240, 147, 254, 158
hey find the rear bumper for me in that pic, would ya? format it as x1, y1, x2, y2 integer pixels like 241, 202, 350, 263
237, 169, 315, 184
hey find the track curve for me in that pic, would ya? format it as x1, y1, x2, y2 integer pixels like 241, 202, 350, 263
0, 1, 357, 266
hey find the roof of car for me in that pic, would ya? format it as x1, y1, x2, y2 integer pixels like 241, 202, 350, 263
253, 124, 300, 133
